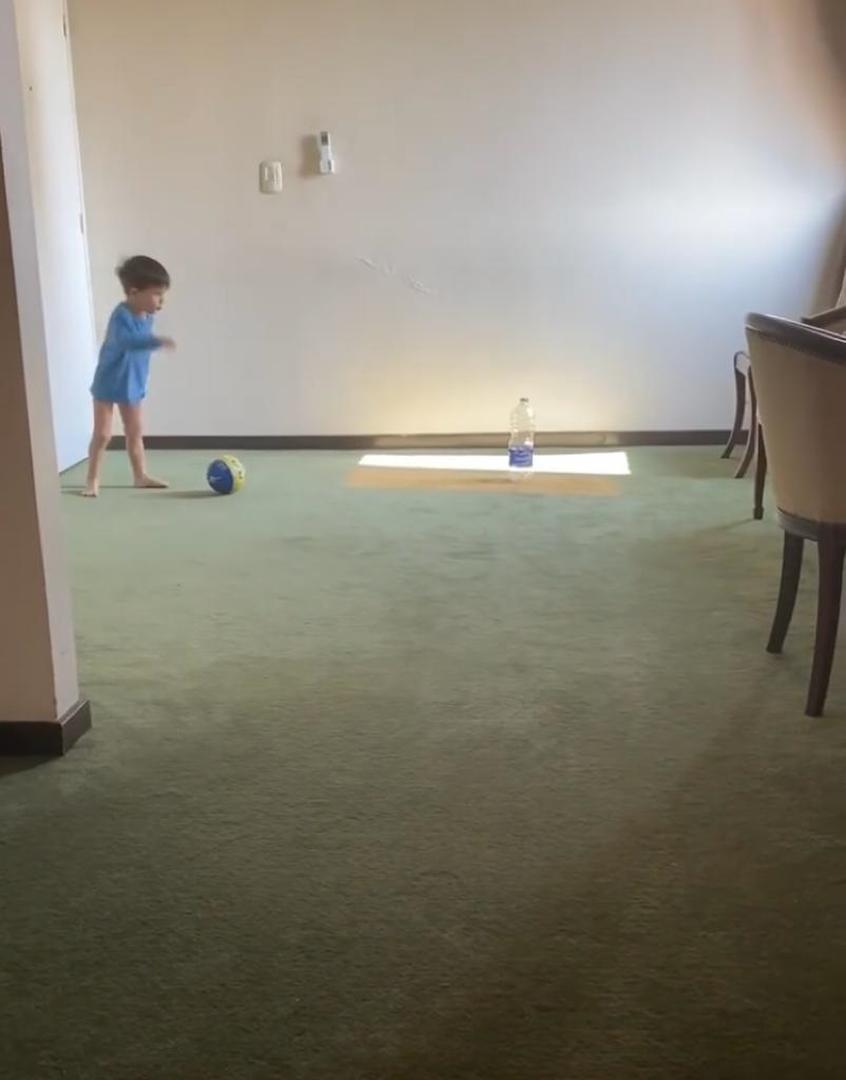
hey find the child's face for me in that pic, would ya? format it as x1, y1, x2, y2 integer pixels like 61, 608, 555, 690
127, 285, 168, 315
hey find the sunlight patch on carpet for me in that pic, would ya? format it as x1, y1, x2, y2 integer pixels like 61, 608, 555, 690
357, 452, 631, 476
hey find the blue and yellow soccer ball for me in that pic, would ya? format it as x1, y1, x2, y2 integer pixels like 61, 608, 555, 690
206, 455, 245, 495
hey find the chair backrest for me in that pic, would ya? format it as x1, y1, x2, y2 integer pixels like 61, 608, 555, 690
837, 265, 846, 307
746, 313, 846, 525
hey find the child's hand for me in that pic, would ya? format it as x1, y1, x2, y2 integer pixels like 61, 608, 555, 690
159, 337, 176, 351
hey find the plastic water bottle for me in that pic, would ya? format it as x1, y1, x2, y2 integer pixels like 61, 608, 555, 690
508, 397, 535, 471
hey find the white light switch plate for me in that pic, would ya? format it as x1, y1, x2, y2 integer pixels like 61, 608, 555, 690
259, 160, 283, 194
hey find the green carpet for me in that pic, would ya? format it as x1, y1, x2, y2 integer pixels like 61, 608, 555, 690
3, 447, 846, 1079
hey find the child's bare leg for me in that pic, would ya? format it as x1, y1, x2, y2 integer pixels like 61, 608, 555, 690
82, 401, 114, 497
119, 403, 168, 489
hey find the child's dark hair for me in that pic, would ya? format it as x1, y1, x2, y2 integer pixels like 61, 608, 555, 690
116, 255, 170, 291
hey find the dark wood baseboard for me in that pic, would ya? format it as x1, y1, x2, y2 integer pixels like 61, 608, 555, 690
109, 430, 732, 452
0, 698, 92, 756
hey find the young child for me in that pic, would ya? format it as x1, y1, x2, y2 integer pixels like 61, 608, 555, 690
83, 255, 176, 497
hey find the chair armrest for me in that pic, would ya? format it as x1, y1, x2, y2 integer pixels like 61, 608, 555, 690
803, 305, 846, 330
747, 312, 846, 366
732, 349, 750, 373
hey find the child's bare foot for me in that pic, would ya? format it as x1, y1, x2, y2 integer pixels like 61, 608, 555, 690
134, 474, 169, 490
81, 483, 99, 498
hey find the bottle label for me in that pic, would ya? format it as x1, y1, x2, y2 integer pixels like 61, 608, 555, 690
508, 446, 534, 469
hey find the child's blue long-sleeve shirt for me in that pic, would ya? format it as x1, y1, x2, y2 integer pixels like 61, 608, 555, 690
90, 302, 164, 404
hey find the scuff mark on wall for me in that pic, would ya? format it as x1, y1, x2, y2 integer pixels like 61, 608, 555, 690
357, 256, 394, 275
357, 256, 436, 297
405, 276, 435, 296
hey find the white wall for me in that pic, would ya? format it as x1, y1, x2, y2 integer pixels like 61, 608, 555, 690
13, 0, 96, 469
69, 0, 846, 436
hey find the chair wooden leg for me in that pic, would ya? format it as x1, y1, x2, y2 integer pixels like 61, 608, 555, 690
767, 532, 804, 654
722, 353, 748, 459
735, 371, 757, 479
806, 534, 846, 718
753, 425, 767, 520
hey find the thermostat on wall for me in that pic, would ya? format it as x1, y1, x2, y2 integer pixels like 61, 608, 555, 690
259, 160, 283, 194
